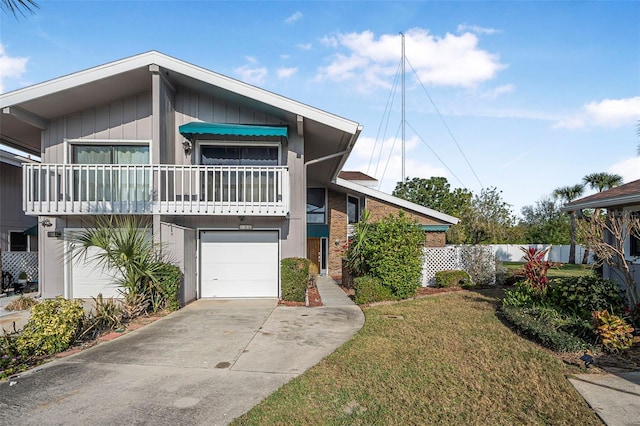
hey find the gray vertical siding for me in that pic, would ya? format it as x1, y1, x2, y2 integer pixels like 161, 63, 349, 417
38, 216, 66, 298
160, 222, 197, 305
42, 92, 153, 163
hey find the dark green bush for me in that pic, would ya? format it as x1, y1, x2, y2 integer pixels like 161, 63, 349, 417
347, 211, 424, 300
548, 276, 625, 319
153, 263, 182, 311
500, 305, 591, 352
434, 270, 471, 288
353, 276, 395, 304
281, 257, 309, 302
17, 297, 85, 356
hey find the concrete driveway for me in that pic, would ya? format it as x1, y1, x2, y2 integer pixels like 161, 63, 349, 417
0, 279, 364, 425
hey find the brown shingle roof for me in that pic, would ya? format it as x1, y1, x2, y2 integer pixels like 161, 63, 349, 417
565, 179, 640, 210
338, 171, 378, 181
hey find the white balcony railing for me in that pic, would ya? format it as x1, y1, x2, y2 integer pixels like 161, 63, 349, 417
23, 164, 289, 216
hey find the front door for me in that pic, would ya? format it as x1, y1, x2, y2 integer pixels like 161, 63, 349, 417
307, 237, 320, 273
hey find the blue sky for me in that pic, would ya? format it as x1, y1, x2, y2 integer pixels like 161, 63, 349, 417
1, 1, 639, 216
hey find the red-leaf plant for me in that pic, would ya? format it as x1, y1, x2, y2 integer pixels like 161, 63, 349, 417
520, 246, 558, 292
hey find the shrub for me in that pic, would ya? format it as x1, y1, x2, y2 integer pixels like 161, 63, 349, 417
460, 245, 495, 286
592, 309, 634, 353
353, 276, 394, 304
500, 305, 590, 352
150, 263, 182, 312
347, 211, 424, 300
548, 276, 625, 319
434, 270, 471, 288
80, 294, 124, 340
5, 295, 39, 311
17, 297, 85, 356
0, 331, 27, 380
502, 282, 538, 308
281, 258, 309, 302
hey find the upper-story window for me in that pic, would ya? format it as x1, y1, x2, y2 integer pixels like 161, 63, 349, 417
307, 188, 326, 224
201, 145, 278, 166
347, 195, 360, 224
72, 145, 149, 164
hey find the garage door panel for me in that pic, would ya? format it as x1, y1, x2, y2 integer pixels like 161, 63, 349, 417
200, 231, 279, 298
69, 245, 121, 299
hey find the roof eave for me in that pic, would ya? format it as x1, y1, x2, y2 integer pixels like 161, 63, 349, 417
563, 195, 640, 211
334, 177, 459, 225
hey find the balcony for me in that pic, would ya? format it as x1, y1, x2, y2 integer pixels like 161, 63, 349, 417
23, 164, 289, 216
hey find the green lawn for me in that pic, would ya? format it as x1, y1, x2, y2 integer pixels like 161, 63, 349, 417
232, 291, 600, 425
503, 261, 595, 279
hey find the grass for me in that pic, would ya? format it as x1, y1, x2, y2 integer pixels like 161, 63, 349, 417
232, 291, 600, 425
503, 261, 595, 279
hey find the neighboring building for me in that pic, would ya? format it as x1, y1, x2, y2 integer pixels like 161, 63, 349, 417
0, 148, 38, 253
0, 51, 456, 302
565, 179, 640, 290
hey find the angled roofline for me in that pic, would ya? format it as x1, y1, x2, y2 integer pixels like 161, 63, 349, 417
0, 148, 39, 167
334, 177, 459, 225
0, 51, 361, 135
563, 194, 640, 211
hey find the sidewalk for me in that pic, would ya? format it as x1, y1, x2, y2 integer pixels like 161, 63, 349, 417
0, 291, 38, 332
569, 371, 640, 426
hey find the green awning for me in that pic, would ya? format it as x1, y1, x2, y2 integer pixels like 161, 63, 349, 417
307, 224, 329, 238
421, 225, 450, 232
179, 122, 288, 140
23, 225, 38, 236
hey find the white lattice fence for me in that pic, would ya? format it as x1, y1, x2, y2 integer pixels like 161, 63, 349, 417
2, 252, 38, 281
422, 246, 462, 286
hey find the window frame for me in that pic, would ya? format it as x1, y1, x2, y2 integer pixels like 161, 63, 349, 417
306, 187, 327, 225
347, 195, 360, 225
196, 141, 282, 166
65, 139, 152, 165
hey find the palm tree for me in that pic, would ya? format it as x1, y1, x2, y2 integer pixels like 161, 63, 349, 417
1, 0, 38, 17
583, 172, 623, 193
553, 184, 584, 264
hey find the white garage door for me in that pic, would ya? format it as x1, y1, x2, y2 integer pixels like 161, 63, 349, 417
68, 245, 120, 299
200, 231, 279, 298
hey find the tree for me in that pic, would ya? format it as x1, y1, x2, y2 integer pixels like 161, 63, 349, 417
578, 209, 640, 307
583, 172, 623, 193
393, 176, 472, 244
392, 176, 472, 216
553, 184, 584, 264
519, 197, 571, 244
461, 187, 515, 245
1, 0, 38, 17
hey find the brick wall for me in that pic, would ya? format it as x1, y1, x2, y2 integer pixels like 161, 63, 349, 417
328, 190, 348, 280
425, 231, 446, 247
366, 197, 445, 225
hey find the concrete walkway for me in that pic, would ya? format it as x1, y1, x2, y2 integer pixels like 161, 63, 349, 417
569, 371, 640, 426
0, 278, 364, 425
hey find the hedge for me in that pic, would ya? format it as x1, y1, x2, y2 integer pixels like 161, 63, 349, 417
353, 276, 394, 305
281, 257, 309, 302
434, 270, 471, 288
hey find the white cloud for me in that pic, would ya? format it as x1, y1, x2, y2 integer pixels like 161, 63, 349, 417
234, 65, 268, 85
296, 43, 312, 50
285, 11, 303, 24
316, 28, 505, 93
280, 54, 291, 60
608, 156, 640, 184
457, 23, 499, 35
554, 96, 640, 129
481, 84, 515, 99
244, 56, 258, 64
0, 44, 28, 93
277, 67, 297, 78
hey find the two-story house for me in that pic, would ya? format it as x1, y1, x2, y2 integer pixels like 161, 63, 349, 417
0, 51, 457, 303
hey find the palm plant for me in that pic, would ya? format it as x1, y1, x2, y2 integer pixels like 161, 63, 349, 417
65, 216, 173, 314
553, 184, 584, 264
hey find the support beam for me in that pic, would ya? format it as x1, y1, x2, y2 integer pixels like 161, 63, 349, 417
2, 106, 48, 129
297, 115, 304, 137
